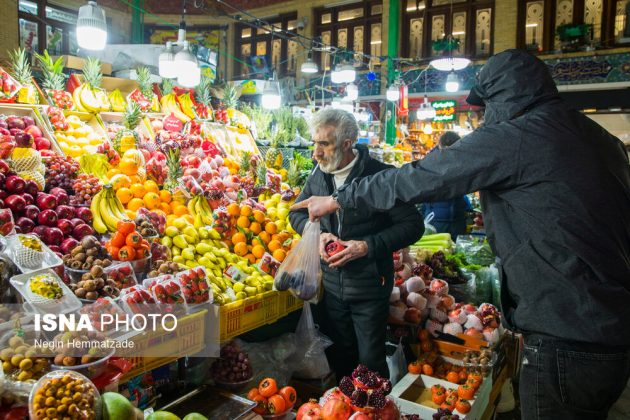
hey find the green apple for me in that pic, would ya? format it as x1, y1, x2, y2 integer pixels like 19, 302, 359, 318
165, 226, 179, 238
102, 392, 135, 420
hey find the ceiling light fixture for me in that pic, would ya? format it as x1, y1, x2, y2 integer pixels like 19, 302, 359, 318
158, 1, 200, 86
301, 52, 318, 74
417, 95, 436, 120
76, 1, 107, 50
262, 74, 281, 110
445, 71, 460, 92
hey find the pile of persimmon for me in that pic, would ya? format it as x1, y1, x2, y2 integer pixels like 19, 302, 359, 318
408, 329, 440, 376
430, 380, 481, 414
105, 220, 150, 261
247, 378, 297, 416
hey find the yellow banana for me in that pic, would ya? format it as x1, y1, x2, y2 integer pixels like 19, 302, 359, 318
73, 85, 87, 112
106, 188, 129, 221
187, 195, 199, 218
79, 85, 101, 113
90, 191, 108, 234
178, 93, 196, 119
99, 189, 122, 231
161, 94, 191, 122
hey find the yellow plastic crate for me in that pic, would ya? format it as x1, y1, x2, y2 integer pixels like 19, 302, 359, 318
219, 291, 279, 341
119, 309, 207, 382
278, 291, 303, 315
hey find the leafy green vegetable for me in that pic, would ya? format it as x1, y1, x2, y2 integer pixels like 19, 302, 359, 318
447, 252, 483, 271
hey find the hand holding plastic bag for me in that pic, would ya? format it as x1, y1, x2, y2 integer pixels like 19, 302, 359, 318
274, 221, 321, 301
291, 302, 333, 379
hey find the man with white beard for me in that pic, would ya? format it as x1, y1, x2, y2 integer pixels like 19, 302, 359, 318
289, 108, 424, 381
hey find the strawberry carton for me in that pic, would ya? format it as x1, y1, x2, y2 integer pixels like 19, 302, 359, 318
104, 262, 138, 290
80, 297, 128, 337
118, 286, 156, 315
143, 274, 174, 291
150, 277, 187, 316
176, 267, 212, 308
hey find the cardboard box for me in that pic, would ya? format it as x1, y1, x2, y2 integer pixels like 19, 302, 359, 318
391, 373, 492, 420
53, 55, 113, 75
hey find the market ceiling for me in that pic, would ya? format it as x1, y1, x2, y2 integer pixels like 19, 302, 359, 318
101, 0, 288, 14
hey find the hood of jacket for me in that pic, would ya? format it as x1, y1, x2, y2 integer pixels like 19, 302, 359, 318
467, 49, 560, 125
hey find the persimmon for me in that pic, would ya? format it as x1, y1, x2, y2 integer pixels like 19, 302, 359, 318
408, 361, 422, 374
259, 378, 278, 398
457, 384, 475, 400
455, 398, 472, 414
422, 364, 434, 376
247, 388, 260, 400
458, 370, 469, 383
432, 390, 446, 405
431, 384, 446, 395
279, 386, 297, 408
267, 394, 286, 414
252, 395, 267, 415
446, 371, 460, 384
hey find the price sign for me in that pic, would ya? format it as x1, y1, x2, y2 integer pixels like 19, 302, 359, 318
432, 100, 457, 122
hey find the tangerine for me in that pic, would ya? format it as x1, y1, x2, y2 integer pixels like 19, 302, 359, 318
227, 203, 240, 217
253, 210, 266, 223
119, 159, 139, 176
116, 187, 133, 204
234, 242, 248, 256
173, 205, 189, 216
110, 174, 131, 190
130, 183, 146, 199
160, 202, 172, 214
237, 216, 251, 229
144, 180, 159, 194
272, 249, 286, 262
127, 198, 144, 212
125, 210, 136, 220
106, 168, 120, 179
245, 253, 256, 264
259, 231, 271, 244
240, 205, 253, 217
231, 232, 247, 244
268, 240, 282, 252
159, 190, 172, 203
249, 222, 262, 235
128, 175, 142, 185
265, 222, 278, 235
143, 192, 160, 209
252, 245, 266, 259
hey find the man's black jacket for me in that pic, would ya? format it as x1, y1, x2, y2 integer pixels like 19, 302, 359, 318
290, 145, 424, 301
336, 50, 630, 345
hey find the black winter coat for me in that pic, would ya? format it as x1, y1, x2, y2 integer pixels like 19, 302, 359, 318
290, 145, 424, 301
336, 50, 630, 345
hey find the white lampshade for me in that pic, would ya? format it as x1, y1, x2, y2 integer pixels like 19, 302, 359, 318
386, 84, 400, 101
262, 81, 281, 109
331, 65, 344, 84
301, 57, 318, 74
178, 65, 201, 88
429, 57, 471, 72
159, 46, 178, 79
445, 72, 460, 92
345, 83, 358, 101
339, 63, 356, 83
77, 1, 107, 51
174, 42, 198, 74
417, 96, 436, 120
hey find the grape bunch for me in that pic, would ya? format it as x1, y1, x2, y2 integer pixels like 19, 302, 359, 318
45, 154, 80, 192
70, 174, 102, 206
432, 408, 460, 420
210, 340, 253, 383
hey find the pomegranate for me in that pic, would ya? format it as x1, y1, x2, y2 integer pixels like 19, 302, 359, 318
321, 398, 352, 420
297, 400, 323, 420
375, 397, 400, 420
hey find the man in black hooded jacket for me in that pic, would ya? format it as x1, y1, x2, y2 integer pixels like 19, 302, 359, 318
292, 50, 630, 419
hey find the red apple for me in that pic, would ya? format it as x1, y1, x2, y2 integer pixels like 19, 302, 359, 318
24, 125, 42, 138
75, 207, 92, 224
21, 116, 35, 127
5, 176, 25, 194
22, 194, 34, 206
34, 137, 51, 151
56, 218, 73, 235
23, 205, 39, 220
15, 217, 35, 233
24, 180, 39, 196
14, 132, 33, 148
37, 209, 58, 227
60, 237, 79, 254
43, 227, 63, 245
72, 223, 94, 240
32, 225, 47, 238
55, 205, 74, 220
36, 193, 57, 210
69, 218, 84, 228
5, 195, 26, 213
0, 160, 9, 174
6, 117, 25, 130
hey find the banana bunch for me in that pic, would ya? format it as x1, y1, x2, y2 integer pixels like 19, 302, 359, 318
73, 84, 110, 113
108, 89, 126, 112
160, 93, 191, 122
91, 185, 129, 233
187, 195, 214, 228
177, 92, 197, 119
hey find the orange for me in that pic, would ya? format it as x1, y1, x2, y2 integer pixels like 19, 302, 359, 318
119, 158, 139, 176
265, 222, 278, 235
252, 237, 265, 248
268, 240, 282, 252
116, 187, 133, 204
234, 242, 248, 256
231, 232, 247, 244
125, 209, 136, 220
159, 190, 172, 203
272, 249, 286, 262
130, 183, 146, 199
240, 205, 253, 217
259, 231, 271, 244
173, 205, 189, 216
170, 201, 181, 212
253, 210, 266, 223
236, 216, 251, 229
249, 222, 262, 235
227, 203, 240, 217
143, 192, 160, 210
127, 198, 144, 212
106, 168, 120, 179
160, 202, 172, 214
245, 253, 256, 264
128, 175, 142, 185
110, 174, 131, 190
252, 245, 266, 259
144, 180, 159, 194
277, 232, 290, 243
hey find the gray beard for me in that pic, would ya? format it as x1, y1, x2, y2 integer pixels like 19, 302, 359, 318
318, 152, 343, 174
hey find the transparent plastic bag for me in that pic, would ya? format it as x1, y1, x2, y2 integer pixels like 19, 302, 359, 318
292, 303, 333, 379
274, 221, 321, 301
424, 212, 437, 235
455, 235, 495, 266
386, 340, 407, 386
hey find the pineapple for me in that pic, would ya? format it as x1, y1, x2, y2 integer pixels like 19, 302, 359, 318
253, 160, 268, 198
222, 83, 239, 120
239, 151, 252, 176
77, 57, 109, 112
35, 51, 73, 109
287, 156, 302, 187
164, 147, 182, 192
9, 48, 38, 104
136, 66, 159, 112
161, 78, 173, 96
265, 136, 283, 170
113, 101, 141, 153
194, 76, 213, 120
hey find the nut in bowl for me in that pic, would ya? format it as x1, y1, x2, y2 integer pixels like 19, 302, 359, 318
50, 330, 115, 379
